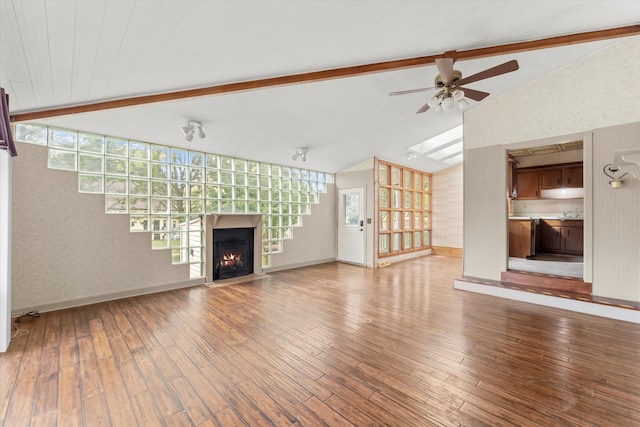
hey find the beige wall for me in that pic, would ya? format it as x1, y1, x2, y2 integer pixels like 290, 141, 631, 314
463, 37, 640, 301
12, 142, 338, 312
465, 36, 640, 149
432, 164, 463, 249
268, 186, 337, 271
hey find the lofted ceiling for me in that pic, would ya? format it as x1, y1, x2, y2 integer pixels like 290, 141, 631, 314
1, 1, 639, 173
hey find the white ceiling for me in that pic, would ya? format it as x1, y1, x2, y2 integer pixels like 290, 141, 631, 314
1, 1, 639, 173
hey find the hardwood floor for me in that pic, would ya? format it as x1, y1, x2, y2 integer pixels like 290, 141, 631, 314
2, 255, 640, 426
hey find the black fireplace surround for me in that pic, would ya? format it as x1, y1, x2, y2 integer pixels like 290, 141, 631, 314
213, 227, 254, 280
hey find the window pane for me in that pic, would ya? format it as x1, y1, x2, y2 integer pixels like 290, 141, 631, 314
78, 133, 104, 153
379, 164, 389, 186
78, 174, 104, 193
106, 138, 128, 157
129, 142, 149, 160
392, 190, 401, 208
106, 177, 127, 194
151, 163, 168, 180
392, 211, 401, 230
106, 196, 127, 213
379, 234, 390, 255
414, 231, 422, 248
48, 149, 76, 171
392, 233, 402, 253
151, 145, 170, 162
414, 193, 421, 210
49, 128, 77, 150
404, 212, 411, 230
380, 211, 389, 230
379, 188, 389, 208
344, 193, 359, 225
129, 160, 149, 177
423, 230, 431, 247
14, 123, 47, 145
423, 175, 430, 192
403, 170, 412, 188
404, 232, 412, 250
79, 154, 104, 173
404, 191, 412, 209
391, 167, 401, 187
414, 174, 421, 191
151, 181, 168, 196
106, 157, 127, 175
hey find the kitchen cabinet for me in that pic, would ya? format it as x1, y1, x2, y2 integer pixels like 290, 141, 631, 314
515, 170, 540, 199
515, 163, 583, 198
539, 220, 583, 255
508, 219, 532, 258
541, 168, 562, 189
563, 165, 583, 188
541, 165, 583, 189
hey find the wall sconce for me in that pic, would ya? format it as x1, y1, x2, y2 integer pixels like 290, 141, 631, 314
181, 121, 205, 142
292, 147, 308, 162
603, 164, 627, 189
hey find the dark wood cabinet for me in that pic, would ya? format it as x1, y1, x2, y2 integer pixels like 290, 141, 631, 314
539, 220, 583, 255
541, 168, 562, 189
515, 170, 540, 199
508, 220, 532, 258
564, 165, 583, 188
515, 163, 583, 198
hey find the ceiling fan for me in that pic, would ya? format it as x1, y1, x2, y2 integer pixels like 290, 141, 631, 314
390, 57, 519, 113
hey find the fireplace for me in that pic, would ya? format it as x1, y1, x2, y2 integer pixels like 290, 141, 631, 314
205, 214, 263, 283
213, 227, 254, 280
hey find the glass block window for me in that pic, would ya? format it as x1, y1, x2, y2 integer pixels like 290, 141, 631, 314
377, 158, 431, 258
15, 123, 334, 276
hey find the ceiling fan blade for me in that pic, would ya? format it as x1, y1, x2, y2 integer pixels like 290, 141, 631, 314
459, 87, 490, 101
456, 59, 519, 87
435, 58, 454, 84
389, 86, 436, 96
416, 102, 431, 114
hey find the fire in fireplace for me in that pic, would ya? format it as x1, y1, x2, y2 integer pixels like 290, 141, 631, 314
213, 227, 254, 280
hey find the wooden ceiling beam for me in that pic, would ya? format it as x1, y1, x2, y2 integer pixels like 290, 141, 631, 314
11, 24, 640, 123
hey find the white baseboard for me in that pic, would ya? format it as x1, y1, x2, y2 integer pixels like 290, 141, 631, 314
263, 258, 336, 273
11, 278, 204, 316
454, 279, 640, 324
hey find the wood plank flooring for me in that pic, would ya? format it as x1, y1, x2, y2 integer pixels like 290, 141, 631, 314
2, 255, 640, 426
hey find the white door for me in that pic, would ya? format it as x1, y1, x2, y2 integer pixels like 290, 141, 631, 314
338, 188, 365, 265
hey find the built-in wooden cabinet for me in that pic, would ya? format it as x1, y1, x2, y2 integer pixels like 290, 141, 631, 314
539, 220, 584, 255
563, 165, 583, 188
515, 163, 583, 198
508, 219, 532, 258
515, 170, 540, 199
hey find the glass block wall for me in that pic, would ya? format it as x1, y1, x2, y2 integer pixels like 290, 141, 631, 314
13, 123, 333, 278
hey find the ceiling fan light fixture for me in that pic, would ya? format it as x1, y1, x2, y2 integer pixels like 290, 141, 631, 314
427, 95, 440, 108
457, 98, 470, 109
435, 105, 443, 114
441, 96, 455, 110
453, 89, 464, 101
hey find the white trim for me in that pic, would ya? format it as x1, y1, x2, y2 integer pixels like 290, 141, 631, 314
454, 279, 640, 324
0, 151, 11, 352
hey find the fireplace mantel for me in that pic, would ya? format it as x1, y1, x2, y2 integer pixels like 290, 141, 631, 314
205, 214, 263, 283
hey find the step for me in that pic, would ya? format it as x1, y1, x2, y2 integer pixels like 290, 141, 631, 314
501, 270, 592, 295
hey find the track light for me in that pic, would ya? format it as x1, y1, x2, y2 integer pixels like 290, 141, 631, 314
181, 121, 205, 142
292, 147, 308, 162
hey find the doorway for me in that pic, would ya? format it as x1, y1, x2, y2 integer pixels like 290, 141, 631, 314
507, 141, 585, 279
337, 188, 365, 265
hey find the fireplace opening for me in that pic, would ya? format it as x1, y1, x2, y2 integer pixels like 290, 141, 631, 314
213, 227, 254, 280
